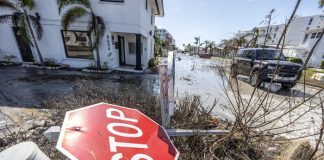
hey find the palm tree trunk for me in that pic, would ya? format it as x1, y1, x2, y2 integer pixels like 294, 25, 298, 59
276, 0, 302, 49
22, 5, 44, 65
92, 15, 101, 70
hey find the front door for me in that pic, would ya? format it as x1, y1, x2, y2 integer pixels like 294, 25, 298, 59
12, 27, 34, 62
118, 36, 126, 66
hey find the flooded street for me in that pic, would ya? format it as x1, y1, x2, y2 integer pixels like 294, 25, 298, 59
174, 53, 234, 120
0, 55, 323, 139
174, 53, 324, 141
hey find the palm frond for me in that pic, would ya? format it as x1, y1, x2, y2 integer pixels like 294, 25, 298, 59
0, 12, 23, 26
0, 14, 13, 23
28, 14, 43, 40
90, 16, 105, 50
22, 0, 35, 10
320, 0, 324, 8
96, 16, 105, 38
18, 19, 33, 46
0, 0, 18, 10
56, 0, 91, 14
12, 12, 24, 27
61, 6, 88, 30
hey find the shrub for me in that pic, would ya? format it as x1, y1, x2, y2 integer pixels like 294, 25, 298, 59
148, 57, 160, 68
320, 61, 324, 69
288, 57, 303, 64
3, 55, 17, 63
44, 58, 60, 67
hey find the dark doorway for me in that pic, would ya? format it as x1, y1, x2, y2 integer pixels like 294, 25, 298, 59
12, 27, 34, 62
118, 36, 126, 66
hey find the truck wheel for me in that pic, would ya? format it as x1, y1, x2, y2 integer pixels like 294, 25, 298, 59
250, 71, 261, 87
281, 83, 297, 89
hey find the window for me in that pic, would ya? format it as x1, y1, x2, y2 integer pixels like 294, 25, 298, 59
308, 17, 314, 25
270, 27, 272, 32
275, 26, 279, 32
256, 50, 285, 60
302, 34, 309, 44
311, 33, 317, 39
129, 43, 136, 54
128, 43, 143, 54
146, 0, 148, 10
273, 33, 276, 38
243, 50, 255, 59
100, 0, 124, 2
151, 8, 154, 24
316, 32, 322, 38
306, 27, 310, 30
62, 30, 93, 59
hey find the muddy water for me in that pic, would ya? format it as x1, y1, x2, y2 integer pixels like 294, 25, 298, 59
174, 54, 235, 120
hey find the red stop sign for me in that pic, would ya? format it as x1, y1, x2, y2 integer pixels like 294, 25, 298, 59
56, 103, 179, 160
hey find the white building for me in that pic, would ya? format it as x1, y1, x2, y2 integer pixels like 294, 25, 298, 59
156, 28, 175, 46
242, 14, 324, 68
0, 0, 164, 70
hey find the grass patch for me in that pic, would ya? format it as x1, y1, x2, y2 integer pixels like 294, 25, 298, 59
300, 68, 324, 88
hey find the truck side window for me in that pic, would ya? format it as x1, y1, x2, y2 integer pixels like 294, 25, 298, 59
242, 50, 254, 59
237, 50, 244, 57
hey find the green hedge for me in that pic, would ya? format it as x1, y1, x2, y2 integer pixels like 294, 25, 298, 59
320, 60, 324, 69
148, 58, 160, 68
288, 57, 303, 64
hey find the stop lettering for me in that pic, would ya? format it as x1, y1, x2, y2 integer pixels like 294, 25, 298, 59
56, 103, 179, 160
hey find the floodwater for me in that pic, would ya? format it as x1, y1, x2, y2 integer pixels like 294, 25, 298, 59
0, 55, 323, 140
174, 53, 324, 142
174, 54, 234, 120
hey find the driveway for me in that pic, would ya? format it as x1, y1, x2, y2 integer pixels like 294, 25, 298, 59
0, 66, 159, 130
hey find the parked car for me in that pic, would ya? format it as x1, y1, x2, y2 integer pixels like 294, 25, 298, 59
230, 48, 302, 89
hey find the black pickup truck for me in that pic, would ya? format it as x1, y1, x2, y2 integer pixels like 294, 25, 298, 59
230, 48, 302, 89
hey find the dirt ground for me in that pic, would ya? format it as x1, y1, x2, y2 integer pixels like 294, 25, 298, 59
0, 66, 159, 130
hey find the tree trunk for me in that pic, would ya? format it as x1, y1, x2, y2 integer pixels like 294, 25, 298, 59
93, 15, 101, 70
276, 0, 302, 49
22, 6, 44, 65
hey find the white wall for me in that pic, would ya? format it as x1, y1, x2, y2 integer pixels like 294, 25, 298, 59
0, 25, 22, 62
0, 0, 159, 69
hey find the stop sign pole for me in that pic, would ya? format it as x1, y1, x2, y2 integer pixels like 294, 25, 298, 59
56, 103, 179, 160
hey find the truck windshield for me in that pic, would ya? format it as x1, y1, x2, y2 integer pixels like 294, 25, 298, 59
256, 50, 286, 61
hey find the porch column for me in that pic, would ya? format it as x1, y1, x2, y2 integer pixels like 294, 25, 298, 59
135, 34, 143, 70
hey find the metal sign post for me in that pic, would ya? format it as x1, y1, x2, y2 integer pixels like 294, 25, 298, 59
159, 64, 170, 127
159, 52, 176, 128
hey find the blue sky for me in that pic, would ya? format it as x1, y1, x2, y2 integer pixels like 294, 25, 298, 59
156, 0, 323, 48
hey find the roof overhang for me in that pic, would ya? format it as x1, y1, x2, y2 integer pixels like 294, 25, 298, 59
154, 0, 164, 17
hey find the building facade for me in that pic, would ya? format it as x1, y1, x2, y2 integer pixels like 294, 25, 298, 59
0, 0, 164, 70
156, 28, 175, 47
241, 14, 324, 67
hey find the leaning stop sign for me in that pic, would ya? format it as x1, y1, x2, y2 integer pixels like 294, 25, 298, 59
56, 103, 179, 160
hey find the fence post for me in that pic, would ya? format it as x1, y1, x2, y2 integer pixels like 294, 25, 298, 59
159, 51, 176, 128
159, 64, 169, 127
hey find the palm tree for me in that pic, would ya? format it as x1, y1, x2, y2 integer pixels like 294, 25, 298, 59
208, 41, 216, 54
154, 30, 162, 56
56, 0, 105, 70
0, 0, 44, 65
203, 40, 210, 53
194, 36, 200, 54
276, 0, 302, 49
